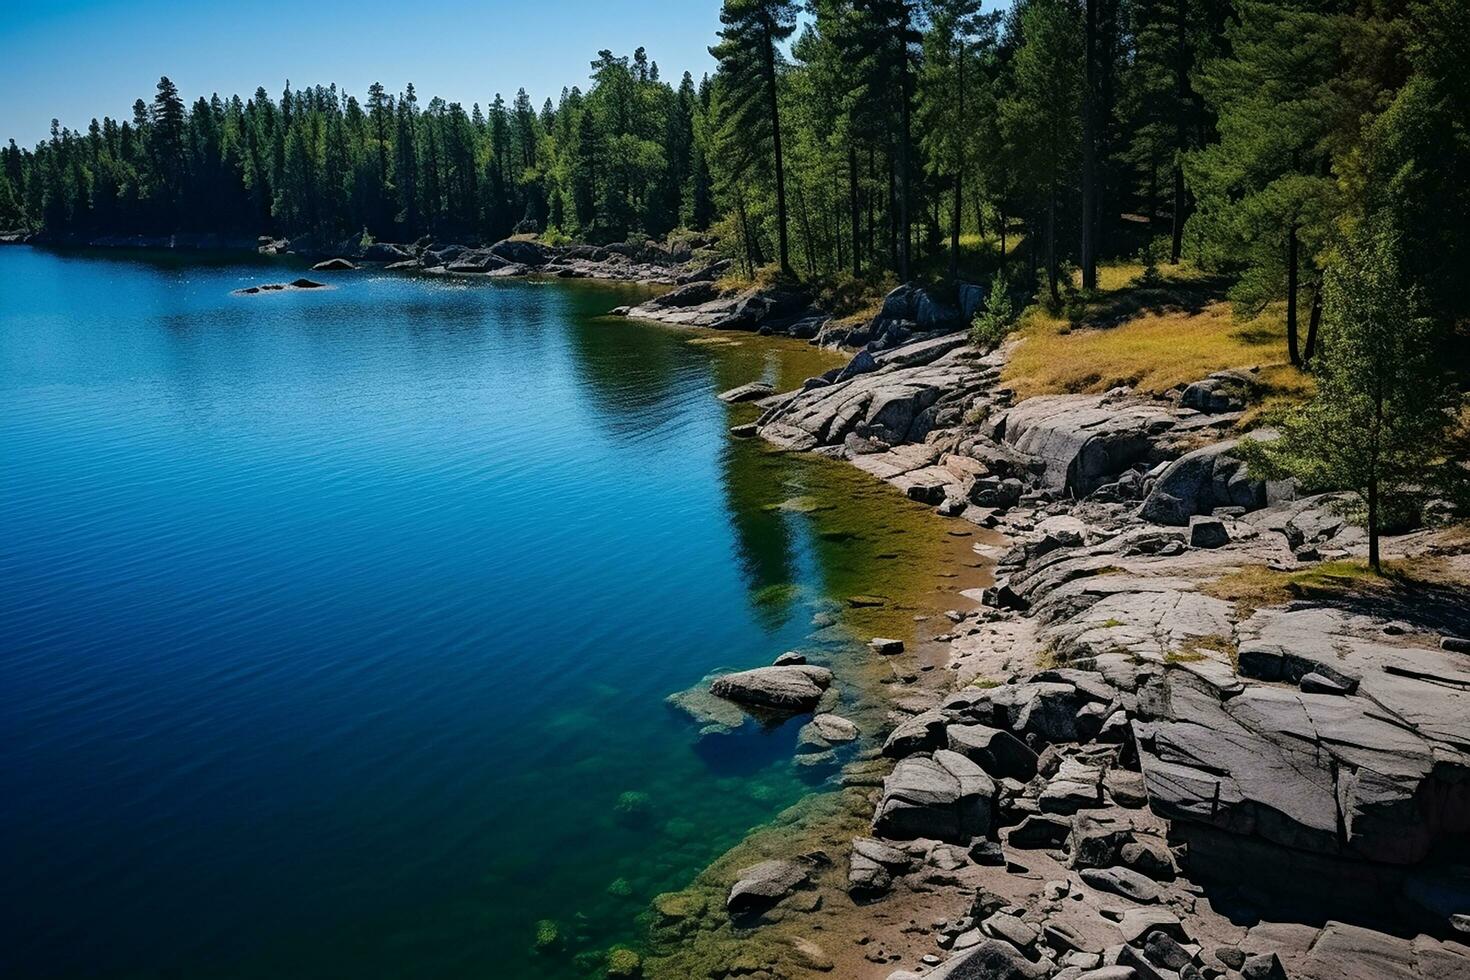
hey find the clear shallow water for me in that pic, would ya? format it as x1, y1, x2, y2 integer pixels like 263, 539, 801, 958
0, 248, 955, 979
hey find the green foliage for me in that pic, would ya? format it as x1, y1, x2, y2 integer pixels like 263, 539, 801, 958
970, 272, 1017, 347
1000, 0, 1083, 302
1, 0, 1464, 354
1240, 223, 1463, 569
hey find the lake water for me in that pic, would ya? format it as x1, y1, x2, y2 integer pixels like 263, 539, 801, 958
0, 248, 969, 979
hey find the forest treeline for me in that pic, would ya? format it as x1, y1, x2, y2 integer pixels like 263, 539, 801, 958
2, 0, 1467, 351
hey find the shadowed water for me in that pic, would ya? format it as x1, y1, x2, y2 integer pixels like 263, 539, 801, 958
0, 249, 953, 979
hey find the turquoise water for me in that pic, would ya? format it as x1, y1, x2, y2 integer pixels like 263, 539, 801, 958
0, 248, 955, 979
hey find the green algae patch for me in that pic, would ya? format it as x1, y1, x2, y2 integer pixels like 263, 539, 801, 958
641, 789, 874, 980
533, 918, 562, 953
606, 946, 643, 977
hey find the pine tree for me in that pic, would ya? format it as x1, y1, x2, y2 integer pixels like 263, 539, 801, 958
918, 0, 995, 278
1242, 223, 1463, 571
1187, 0, 1349, 366
1002, 0, 1083, 303
711, 0, 799, 275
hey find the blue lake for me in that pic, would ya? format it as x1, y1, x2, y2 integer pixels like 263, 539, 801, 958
0, 248, 969, 979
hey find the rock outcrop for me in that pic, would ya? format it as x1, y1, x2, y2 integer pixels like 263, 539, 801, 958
708, 665, 833, 712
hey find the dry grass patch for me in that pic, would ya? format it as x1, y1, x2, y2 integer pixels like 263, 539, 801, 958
1201, 560, 1396, 616
1006, 300, 1312, 401
1003, 260, 1313, 406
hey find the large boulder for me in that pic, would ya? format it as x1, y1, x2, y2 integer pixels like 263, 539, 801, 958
489, 238, 552, 266
994, 394, 1181, 497
1138, 435, 1271, 526
445, 249, 511, 273
872, 751, 996, 843
1135, 609, 1470, 870
709, 665, 833, 712
758, 343, 1001, 452
726, 859, 809, 917
362, 242, 413, 263
880, 283, 964, 330
847, 836, 914, 898
1181, 369, 1258, 414
947, 724, 1039, 780
648, 279, 721, 309
923, 939, 1050, 980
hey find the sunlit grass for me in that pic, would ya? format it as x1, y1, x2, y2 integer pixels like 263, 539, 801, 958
1003, 260, 1313, 408
1201, 560, 1403, 615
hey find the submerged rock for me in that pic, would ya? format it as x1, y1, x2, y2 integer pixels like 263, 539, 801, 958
717, 380, 775, 403
709, 664, 833, 711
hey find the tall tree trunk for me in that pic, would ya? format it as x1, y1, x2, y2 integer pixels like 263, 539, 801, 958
1097, 0, 1117, 258
794, 174, 816, 278
951, 38, 966, 280
1303, 278, 1322, 364
762, 23, 790, 276
858, 143, 870, 262
1147, 153, 1158, 227
1169, 0, 1188, 265
1047, 180, 1059, 303
832, 198, 844, 273
1081, 0, 1098, 290
736, 191, 754, 278
1368, 395, 1382, 573
849, 143, 861, 278
1286, 219, 1301, 366
898, 8, 912, 282
951, 171, 963, 280
887, 151, 898, 271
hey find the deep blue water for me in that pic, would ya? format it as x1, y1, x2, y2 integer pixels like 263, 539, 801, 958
0, 248, 949, 979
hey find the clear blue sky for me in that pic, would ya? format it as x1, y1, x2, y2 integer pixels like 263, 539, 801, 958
2, 0, 724, 145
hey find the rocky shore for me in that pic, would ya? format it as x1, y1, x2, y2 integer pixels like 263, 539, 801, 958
645, 316, 1470, 979
12, 229, 730, 288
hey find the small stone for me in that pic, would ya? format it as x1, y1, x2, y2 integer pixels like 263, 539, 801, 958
1045, 879, 1071, 900
773, 651, 807, 666
1188, 516, 1230, 549
1300, 671, 1352, 695
1045, 922, 1099, 954
1144, 932, 1194, 971
1118, 908, 1187, 947
789, 938, 833, 972
870, 637, 905, 654
969, 840, 1006, 866
981, 912, 1038, 950
1241, 952, 1287, 980
1081, 866, 1162, 903
1441, 636, 1470, 654
1214, 947, 1246, 971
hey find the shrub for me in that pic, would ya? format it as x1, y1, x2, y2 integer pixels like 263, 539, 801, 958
971, 272, 1019, 348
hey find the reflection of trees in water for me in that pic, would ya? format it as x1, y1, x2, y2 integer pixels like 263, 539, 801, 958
719, 432, 801, 631
561, 313, 697, 441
